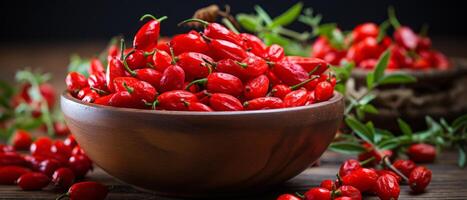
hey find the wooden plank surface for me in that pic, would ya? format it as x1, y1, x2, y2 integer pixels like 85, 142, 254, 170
1, 40, 467, 199
0, 151, 465, 199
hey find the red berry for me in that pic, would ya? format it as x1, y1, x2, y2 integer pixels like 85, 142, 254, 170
392, 159, 416, 177
156, 90, 197, 111
374, 174, 400, 200
17, 172, 50, 190
30, 137, 53, 157
66, 72, 88, 95
64, 135, 78, 149
0, 151, 28, 167
335, 185, 361, 200
10, 130, 32, 150
38, 159, 62, 177
407, 143, 436, 163
409, 166, 432, 193
334, 197, 353, 200
342, 168, 378, 192
276, 194, 301, 200
54, 122, 71, 136
0, 166, 31, 185
60, 181, 108, 200
314, 81, 334, 102
319, 179, 336, 191
52, 167, 75, 189
377, 170, 402, 183
339, 159, 362, 177
68, 155, 93, 178
304, 187, 331, 200
352, 22, 379, 44
283, 89, 308, 107
209, 93, 243, 111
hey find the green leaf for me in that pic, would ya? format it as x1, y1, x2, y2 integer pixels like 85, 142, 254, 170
269, 2, 303, 29
329, 142, 367, 155
261, 32, 290, 46
378, 138, 401, 150
236, 14, 262, 32
366, 72, 375, 89
376, 20, 390, 43
345, 116, 374, 143
254, 5, 273, 25
378, 73, 416, 85
361, 104, 379, 114
452, 114, 467, 132
373, 50, 391, 83
359, 93, 377, 105
315, 23, 345, 50
298, 8, 322, 30
397, 118, 413, 136
459, 145, 466, 168
334, 83, 346, 94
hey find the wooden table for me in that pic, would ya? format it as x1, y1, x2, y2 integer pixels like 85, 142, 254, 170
0, 151, 465, 199
1, 40, 467, 199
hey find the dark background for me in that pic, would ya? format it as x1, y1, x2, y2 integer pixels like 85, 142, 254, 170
1, 0, 466, 42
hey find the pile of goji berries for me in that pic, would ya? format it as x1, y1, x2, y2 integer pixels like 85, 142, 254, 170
277, 142, 434, 200
311, 21, 450, 71
0, 130, 108, 200
66, 15, 335, 111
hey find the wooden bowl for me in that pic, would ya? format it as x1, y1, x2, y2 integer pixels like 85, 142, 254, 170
60, 92, 344, 197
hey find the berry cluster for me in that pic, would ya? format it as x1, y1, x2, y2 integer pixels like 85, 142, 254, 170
0, 131, 107, 200
277, 155, 432, 200
311, 11, 450, 70
66, 15, 335, 111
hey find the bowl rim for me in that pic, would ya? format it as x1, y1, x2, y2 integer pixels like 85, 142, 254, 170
61, 91, 344, 116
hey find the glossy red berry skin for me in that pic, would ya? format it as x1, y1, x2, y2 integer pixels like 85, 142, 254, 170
38, 159, 62, 177
319, 179, 336, 191
159, 65, 186, 93
238, 56, 269, 78
204, 22, 243, 47
240, 33, 266, 56
50, 140, 73, 165
304, 187, 331, 200
156, 90, 198, 111
152, 49, 172, 72
314, 81, 334, 102
244, 97, 284, 110
209, 39, 247, 61
88, 72, 107, 91
339, 159, 362, 177
265, 44, 285, 62
133, 18, 163, 52
244, 75, 269, 100
0, 152, 28, 167
0, 166, 31, 185
394, 26, 419, 50
105, 57, 126, 93
352, 22, 379, 44
334, 197, 353, 200
407, 143, 436, 163
52, 167, 75, 189
68, 155, 93, 178
124, 49, 147, 70
271, 84, 291, 100
409, 166, 432, 193
89, 58, 105, 75
11, 130, 32, 150
66, 72, 88, 94
206, 73, 243, 97
209, 93, 243, 111
17, 172, 50, 190
286, 56, 328, 75
273, 61, 309, 86
392, 159, 416, 177
276, 194, 301, 200
335, 185, 361, 200
30, 137, 53, 158
171, 31, 209, 55
67, 181, 108, 200
283, 89, 308, 107
177, 52, 213, 79
187, 102, 213, 112
375, 174, 400, 200
134, 68, 162, 89
342, 168, 379, 192
377, 170, 402, 183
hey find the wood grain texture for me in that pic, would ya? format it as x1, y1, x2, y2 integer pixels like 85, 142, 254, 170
0, 151, 465, 199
